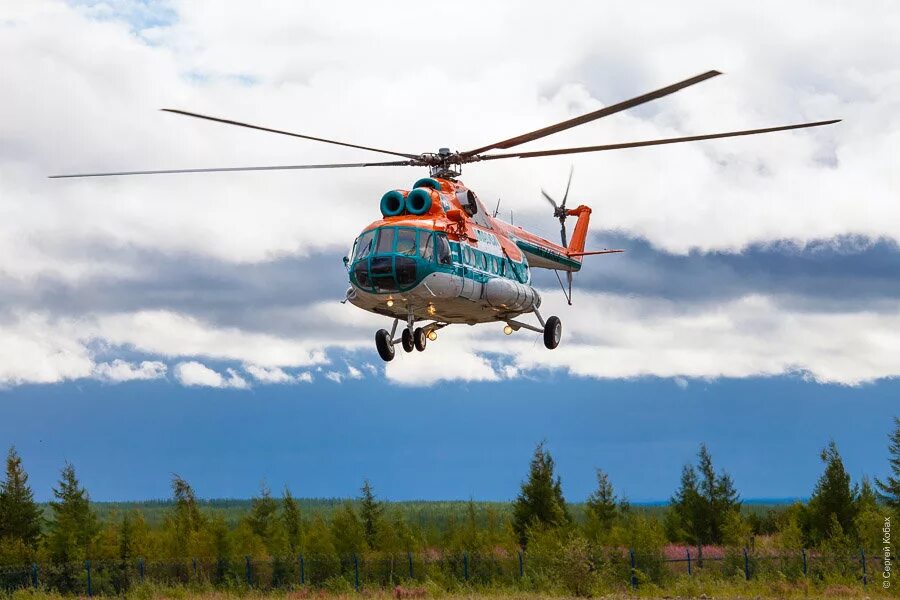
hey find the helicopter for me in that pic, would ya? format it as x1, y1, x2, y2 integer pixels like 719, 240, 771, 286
51, 70, 839, 362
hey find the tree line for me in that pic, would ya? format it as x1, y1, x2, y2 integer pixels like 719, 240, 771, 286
0, 418, 897, 570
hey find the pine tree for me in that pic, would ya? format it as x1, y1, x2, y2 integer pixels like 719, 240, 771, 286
282, 487, 303, 554
330, 502, 366, 556
165, 474, 205, 558
805, 440, 859, 544
876, 416, 900, 508
667, 445, 739, 547
46, 462, 99, 564
0, 446, 42, 550
359, 479, 383, 549
585, 469, 618, 535
512, 442, 570, 548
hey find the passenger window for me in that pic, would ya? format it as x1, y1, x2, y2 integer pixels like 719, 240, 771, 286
478, 252, 486, 270
436, 234, 452, 265
396, 229, 417, 256
419, 232, 434, 261
376, 228, 395, 254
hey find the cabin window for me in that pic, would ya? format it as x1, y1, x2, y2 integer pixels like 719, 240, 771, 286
353, 230, 376, 260
396, 228, 417, 256
419, 232, 434, 261
376, 227, 395, 253
436, 234, 452, 265
477, 252, 486, 271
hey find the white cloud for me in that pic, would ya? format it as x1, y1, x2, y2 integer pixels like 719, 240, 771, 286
93, 359, 167, 382
346, 364, 363, 379
325, 371, 343, 383
174, 361, 249, 389
245, 364, 295, 384
0, 1, 898, 390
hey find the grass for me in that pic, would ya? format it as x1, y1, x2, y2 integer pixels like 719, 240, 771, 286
4, 578, 898, 600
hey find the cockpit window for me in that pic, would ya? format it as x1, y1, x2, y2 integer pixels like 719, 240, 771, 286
353, 230, 376, 260
436, 233, 452, 265
419, 232, 434, 261
376, 228, 395, 254
396, 229, 417, 256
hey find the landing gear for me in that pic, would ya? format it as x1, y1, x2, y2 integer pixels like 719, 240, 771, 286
375, 329, 395, 362
543, 315, 562, 349
414, 327, 427, 351
401, 328, 415, 353
374, 318, 444, 362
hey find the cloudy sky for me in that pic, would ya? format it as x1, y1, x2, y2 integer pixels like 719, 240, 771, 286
0, 0, 898, 502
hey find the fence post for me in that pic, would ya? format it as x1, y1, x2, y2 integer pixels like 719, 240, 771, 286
518, 551, 524, 578
801, 549, 807, 577
860, 549, 867, 587
630, 548, 637, 589
139, 558, 145, 582
686, 549, 692, 576
299, 555, 305, 585
31, 563, 38, 588
354, 554, 360, 592
408, 551, 414, 579
463, 552, 469, 582
743, 547, 750, 580
86, 560, 92, 597
193, 557, 198, 579
245, 555, 252, 587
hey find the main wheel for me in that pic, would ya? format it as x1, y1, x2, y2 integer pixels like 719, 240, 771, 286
414, 327, 427, 351
401, 328, 415, 353
543, 316, 562, 349
375, 329, 395, 362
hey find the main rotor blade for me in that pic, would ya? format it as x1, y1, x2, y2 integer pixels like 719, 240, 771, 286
540, 189, 558, 210
478, 120, 841, 161
461, 70, 722, 156
48, 160, 416, 178
561, 165, 574, 210
161, 109, 419, 159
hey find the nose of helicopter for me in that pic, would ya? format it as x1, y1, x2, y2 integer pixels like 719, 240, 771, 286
351, 253, 420, 293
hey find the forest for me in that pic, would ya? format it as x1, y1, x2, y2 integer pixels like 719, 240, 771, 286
0, 417, 897, 596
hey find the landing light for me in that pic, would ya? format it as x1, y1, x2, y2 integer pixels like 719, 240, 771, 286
503, 325, 514, 335
386, 299, 394, 307
427, 330, 438, 341
427, 304, 436, 316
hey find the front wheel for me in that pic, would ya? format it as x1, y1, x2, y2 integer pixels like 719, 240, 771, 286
401, 328, 415, 353
543, 316, 561, 349
414, 328, 428, 351
375, 329, 395, 362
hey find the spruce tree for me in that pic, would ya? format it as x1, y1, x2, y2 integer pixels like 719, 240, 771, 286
282, 487, 303, 554
0, 446, 42, 550
512, 442, 570, 548
805, 440, 859, 544
668, 445, 739, 547
585, 468, 618, 534
247, 483, 279, 539
359, 479, 383, 549
876, 416, 900, 508
46, 462, 99, 564
667, 464, 704, 546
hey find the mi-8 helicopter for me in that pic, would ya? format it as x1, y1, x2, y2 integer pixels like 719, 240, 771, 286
51, 70, 839, 361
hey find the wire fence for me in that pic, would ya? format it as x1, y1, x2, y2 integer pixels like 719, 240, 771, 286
0, 549, 887, 596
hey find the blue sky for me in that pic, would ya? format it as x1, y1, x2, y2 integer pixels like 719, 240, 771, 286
1, 1, 898, 504
1, 374, 896, 503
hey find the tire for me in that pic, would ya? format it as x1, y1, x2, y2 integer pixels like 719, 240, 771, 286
375, 329, 395, 362
401, 328, 415, 353
414, 327, 427, 351
543, 316, 562, 349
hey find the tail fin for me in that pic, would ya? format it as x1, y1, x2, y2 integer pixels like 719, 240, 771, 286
565, 205, 592, 255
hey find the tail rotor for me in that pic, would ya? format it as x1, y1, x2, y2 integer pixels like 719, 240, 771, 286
541, 165, 575, 304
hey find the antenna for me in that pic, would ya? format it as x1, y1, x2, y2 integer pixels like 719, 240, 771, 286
492, 198, 501, 218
